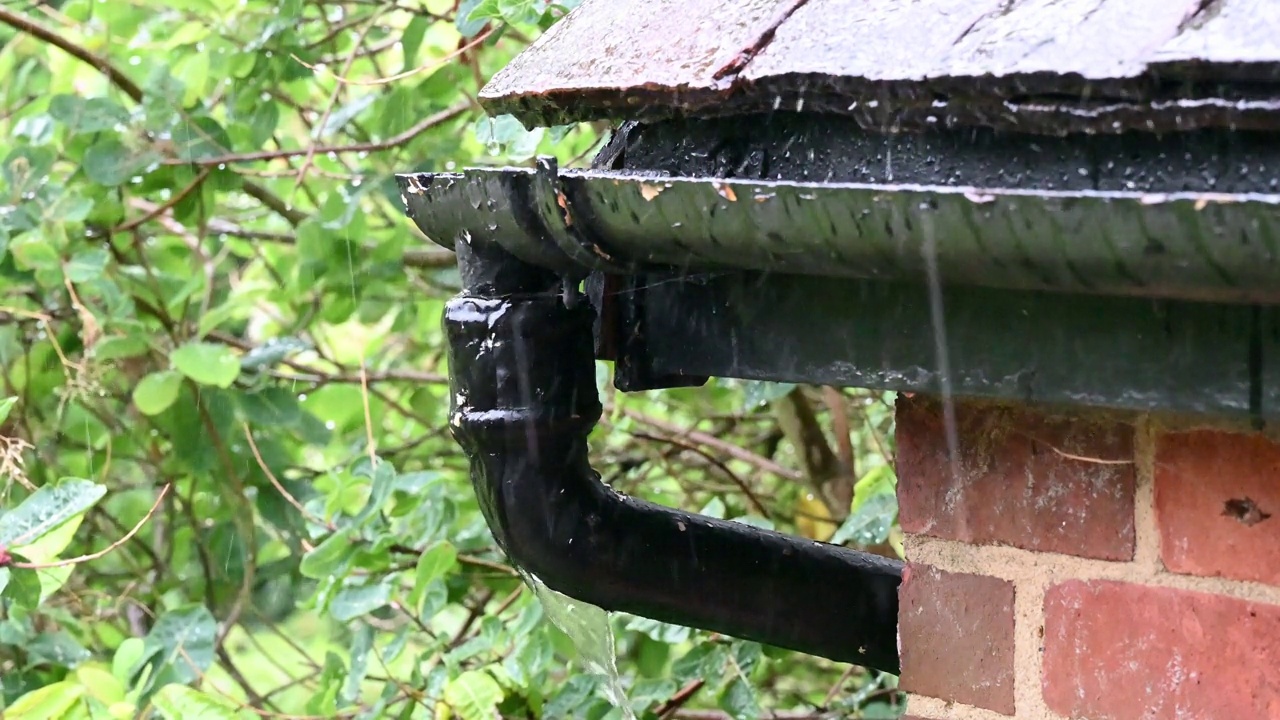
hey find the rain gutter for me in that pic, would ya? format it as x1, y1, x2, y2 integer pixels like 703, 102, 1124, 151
400, 158, 1280, 305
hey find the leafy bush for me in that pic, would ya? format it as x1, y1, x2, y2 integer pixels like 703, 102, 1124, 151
0, 1, 904, 717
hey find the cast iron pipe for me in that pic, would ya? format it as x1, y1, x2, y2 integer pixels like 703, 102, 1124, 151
443, 239, 903, 672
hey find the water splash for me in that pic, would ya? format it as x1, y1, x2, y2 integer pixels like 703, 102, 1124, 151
522, 572, 635, 719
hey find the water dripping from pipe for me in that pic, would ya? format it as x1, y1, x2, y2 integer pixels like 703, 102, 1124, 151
521, 571, 636, 719
920, 210, 962, 481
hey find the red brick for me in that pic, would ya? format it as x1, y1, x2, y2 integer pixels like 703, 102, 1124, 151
896, 395, 1135, 560
1155, 430, 1280, 587
1043, 580, 1280, 719
899, 564, 1016, 715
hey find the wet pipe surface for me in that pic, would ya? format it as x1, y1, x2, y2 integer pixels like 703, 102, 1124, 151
443, 242, 903, 671
397, 112, 1280, 423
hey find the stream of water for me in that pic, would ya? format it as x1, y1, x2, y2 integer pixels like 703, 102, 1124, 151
522, 572, 636, 719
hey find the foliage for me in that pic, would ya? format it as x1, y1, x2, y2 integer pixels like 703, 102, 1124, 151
0, 0, 905, 717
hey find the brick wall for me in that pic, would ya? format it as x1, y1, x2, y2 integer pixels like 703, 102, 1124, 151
893, 395, 1280, 720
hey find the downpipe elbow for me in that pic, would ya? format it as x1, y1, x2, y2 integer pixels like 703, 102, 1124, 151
442, 277, 902, 673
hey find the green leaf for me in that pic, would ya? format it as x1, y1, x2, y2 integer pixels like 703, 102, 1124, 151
352, 459, 396, 524
400, 16, 430, 71
319, 94, 377, 137
27, 630, 92, 668
83, 139, 144, 186
329, 582, 390, 621
699, 497, 726, 519
246, 102, 279, 148
9, 234, 61, 271
93, 335, 151, 361
236, 387, 303, 427
239, 337, 311, 371
171, 342, 241, 388
112, 638, 151, 685
458, 0, 496, 36
0, 478, 107, 548
299, 527, 353, 579
141, 605, 217, 687
740, 380, 797, 410
831, 464, 900, 546
543, 675, 598, 718
443, 670, 504, 720
11, 514, 86, 563
3, 146, 56, 194
152, 684, 244, 720
73, 664, 127, 706
624, 616, 692, 644
719, 676, 760, 720
133, 371, 184, 416
3, 681, 86, 719
497, 0, 550, 25
0, 396, 15, 425
340, 624, 374, 706
672, 643, 728, 686
34, 565, 73, 605
417, 579, 448, 623
830, 493, 898, 546
49, 95, 131, 135
412, 541, 458, 600
64, 249, 109, 282
172, 116, 232, 162
3, 566, 43, 608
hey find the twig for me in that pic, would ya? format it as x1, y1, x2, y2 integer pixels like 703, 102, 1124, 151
242, 181, 307, 227
291, 9, 384, 197
448, 588, 495, 648
9, 485, 171, 569
114, 169, 211, 232
627, 429, 770, 518
291, 28, 493, 87
821, 664, 859, 707
387, 543, 517, 575
207, 330, 446, 384
175, 102, 469, 167
0, 6, 143, 101
618, 405, 803, 481
656, 680, 704, 719
242, 423, 335, 530
822, 386, 855, 477
360, 361, 377, 465
857, 402, 896, 474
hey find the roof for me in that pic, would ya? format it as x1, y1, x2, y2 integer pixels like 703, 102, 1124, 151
480, 0, 1280, 132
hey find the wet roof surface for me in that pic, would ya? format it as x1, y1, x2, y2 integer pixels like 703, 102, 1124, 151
480, 0, 1280, 131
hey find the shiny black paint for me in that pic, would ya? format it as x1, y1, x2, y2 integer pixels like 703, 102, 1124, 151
444, 245, 903, 671
629, 270, 1279, 424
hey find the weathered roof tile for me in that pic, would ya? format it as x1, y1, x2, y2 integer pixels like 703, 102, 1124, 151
480, 0, 1280, 132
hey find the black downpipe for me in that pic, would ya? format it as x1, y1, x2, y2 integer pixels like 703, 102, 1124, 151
444, 240, 903, 673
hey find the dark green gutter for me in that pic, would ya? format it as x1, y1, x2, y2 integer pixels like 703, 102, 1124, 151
399, 159, 1280, 305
